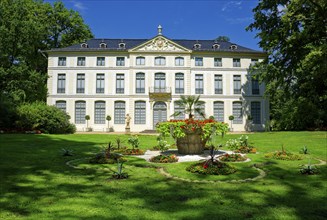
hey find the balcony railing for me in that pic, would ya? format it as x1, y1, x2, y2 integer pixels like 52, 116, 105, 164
149, 87, 171, 93
149, 87, 171, 101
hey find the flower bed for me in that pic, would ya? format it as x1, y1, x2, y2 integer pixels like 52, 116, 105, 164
186, 161, 236, 175
123, 149, 145, 155
219, 153, 247, 162
265, 151, 303, 160
149, 154, 179, 163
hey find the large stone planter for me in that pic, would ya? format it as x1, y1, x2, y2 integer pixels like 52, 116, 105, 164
176, 131, 207, 154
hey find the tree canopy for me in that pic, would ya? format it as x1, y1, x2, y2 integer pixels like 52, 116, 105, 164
215, 36, 230, 42
247, 0, 327, 130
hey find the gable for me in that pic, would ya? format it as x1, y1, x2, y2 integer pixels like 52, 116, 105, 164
129, 36, 191, 52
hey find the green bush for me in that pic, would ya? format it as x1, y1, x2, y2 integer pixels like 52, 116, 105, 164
16, 102, 76, 134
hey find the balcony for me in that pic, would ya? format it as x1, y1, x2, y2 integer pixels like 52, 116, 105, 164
149, 87, 171, 101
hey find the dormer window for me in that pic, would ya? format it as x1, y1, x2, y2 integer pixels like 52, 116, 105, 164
119, 43, 125, 49
81, 43, 88, 48
193, 43, 201, 49
230, 44, 238, 50
99, 42, 107, 48
212, 44, 220, 50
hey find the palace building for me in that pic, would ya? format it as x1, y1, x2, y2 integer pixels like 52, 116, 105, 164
47, 26, 269, 132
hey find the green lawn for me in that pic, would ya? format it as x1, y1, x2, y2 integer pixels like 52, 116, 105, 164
0, 132, 326, 219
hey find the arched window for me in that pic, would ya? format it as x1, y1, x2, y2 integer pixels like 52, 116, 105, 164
81, 43, 88, 48
213, 101, 224, 122
136, 56, 145, 65
75, 101, 86, 124
99, 42, 107, 48
114, 101, 125, 124
175, 57, 184, 66
94, 101, 105, 124
154, 57, 165, 66
134, 101, 146, 124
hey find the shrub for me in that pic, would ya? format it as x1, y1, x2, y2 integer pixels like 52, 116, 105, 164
299, 160, 319, 175
128, 135, 140, 149
149, 154, 178, 163
16, 102, 76, 134
265, 146, 303, 160
225, 135, 256, 153
219, 153, 247, 162
186, 161, 236, 175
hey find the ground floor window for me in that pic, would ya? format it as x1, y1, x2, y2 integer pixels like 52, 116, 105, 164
56, 101, 66, 112
233, 102, 243, 124
213, 101, 224, 122
94, 101, 105, 124
114, 101, 125, 124
251, 102, 261, 124
134, 101, 146, 124
75, 101, 86, 124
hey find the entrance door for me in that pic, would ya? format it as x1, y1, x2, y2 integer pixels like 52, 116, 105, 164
153, 102, 167, 129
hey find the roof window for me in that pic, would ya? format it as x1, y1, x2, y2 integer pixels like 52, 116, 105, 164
99, 42, 107, 48
193, 43, 201, 49
212, 44, 220, 49
119, 42, 125, 49
81, 43, 88, 48
230, 44, 238, 50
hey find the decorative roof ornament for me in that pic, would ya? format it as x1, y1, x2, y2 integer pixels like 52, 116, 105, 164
158, 25, 162, 35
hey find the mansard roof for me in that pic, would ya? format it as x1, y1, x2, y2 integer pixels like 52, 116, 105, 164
49, 36, 264, 54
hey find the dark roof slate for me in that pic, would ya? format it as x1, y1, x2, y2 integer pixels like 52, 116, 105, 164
49, 37, 263, 53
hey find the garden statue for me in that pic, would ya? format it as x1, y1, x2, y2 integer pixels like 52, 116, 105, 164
125, 114, 131, 133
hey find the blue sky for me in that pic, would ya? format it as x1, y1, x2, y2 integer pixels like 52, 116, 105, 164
46, 0, 261, 50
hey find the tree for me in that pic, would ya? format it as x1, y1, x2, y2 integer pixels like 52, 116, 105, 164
172, 95, 206, 119
215, 36, 230, 42
247, 0, 327, 130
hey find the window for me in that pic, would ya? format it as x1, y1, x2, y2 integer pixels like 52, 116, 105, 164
212, 44, 220, 50
252, 78, 260, 95
214, 75, 223, 94
99, 43, 107, 48
194, 103, 205, 119
136, 73, 145, 93
251, 59, 258, 66
251, 102, 261, 124
195, 74, 203, 94
195, 57, 203, 66
230, 45, 238, 50
214, 102, 224, 122
94, 101, 105, 124
193, 43, 201, 49
57, 74, 65, 93
76, 74, 85, 93
175, 57, 184, 66
58, 57, 66, 66
116, 74, 124, 94
233, 75, 241, 94
77, 57, 85, 66
233, 58, 241, 67
119, 43, 125, 49
232, 102, 243, 124
116, 57, 125, 66
97, 57, 105, 66
174, 102, 185, 120
96, 74, 105, 93
175, 73, 184, 94
136, 56, 145, 65
134, 101, 146, 124
214, 58, 222, 67
75, 101, 86, 124
114, 101, 125, 124
154, 73, 166, 92
81, 43, 88, 48
155, 57, 165, 66
56, 101, 66, 112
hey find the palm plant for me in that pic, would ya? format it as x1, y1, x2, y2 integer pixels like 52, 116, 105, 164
172, 95, 205, 119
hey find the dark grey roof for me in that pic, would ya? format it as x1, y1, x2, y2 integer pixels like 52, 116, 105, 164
49, 36, 264, 54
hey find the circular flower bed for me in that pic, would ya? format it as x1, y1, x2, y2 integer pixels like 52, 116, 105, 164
265, 151, 303, 160
149, 154, 179, 163
186, 161, 237, 175
234, 146, 257, 154
123, 149, 145, 155
89, 152, 127, 164
219, 153, 247, 162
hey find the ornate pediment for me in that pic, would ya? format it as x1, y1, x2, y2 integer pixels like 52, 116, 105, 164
130, 36, 190, 52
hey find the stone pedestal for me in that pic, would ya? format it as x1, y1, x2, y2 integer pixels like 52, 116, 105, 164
125, 128, 130, 134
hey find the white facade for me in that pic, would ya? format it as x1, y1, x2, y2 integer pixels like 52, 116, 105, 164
47, 32, 268, 132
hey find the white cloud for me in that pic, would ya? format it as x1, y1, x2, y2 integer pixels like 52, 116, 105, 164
221, 1, 242, 12
70, 0, 87, 11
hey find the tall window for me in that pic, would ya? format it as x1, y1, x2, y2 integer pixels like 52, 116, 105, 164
75, 101, 86, 124
214, 75, 223, 94
58, 57, 66, 66
233, 75, 241, 94
154, 73, 166, 92
96, 74, 105, 93
76, 74, 85, 93
57, 74, 66, 93
175, 57, 184, 66
134, 101, 146, 124
214, 58, 222, 67
155, 57, 165, 66
116, 57, 125, 66
175, 73, 184, 94
232, 102, 243, 124
252, 78, 259, 95
194, 104, 205, 119
213, 101, 224, 122
195, 74, 203, 94
233, 58, 241, 67
251, 102, 261, 124
251, 59, 258, 66
174, 102, 185, 120
195, 57, 203, 66
77, 57, 85, 66
136, 56, 145, 65
94, 101, 105, 124
97, 57, 105, 66
114, 101, 125, 124
116, 74, 124, 94
56, 101, 66, 112
136, 73, 145, 93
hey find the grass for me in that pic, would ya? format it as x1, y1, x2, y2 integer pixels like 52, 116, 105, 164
0, 132, 326, 219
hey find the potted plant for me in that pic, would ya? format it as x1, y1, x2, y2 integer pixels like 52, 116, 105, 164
106, 115, 112, 132
228, 115, 234, 131
85, 115, 92, 132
